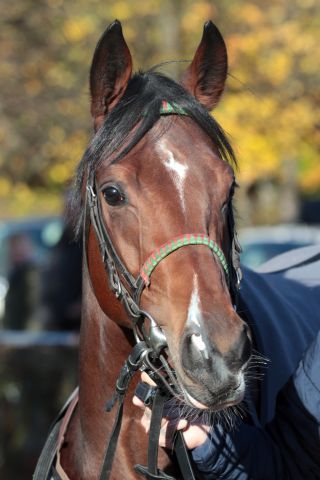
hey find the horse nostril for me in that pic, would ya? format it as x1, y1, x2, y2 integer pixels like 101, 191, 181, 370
182, 332, 211, 373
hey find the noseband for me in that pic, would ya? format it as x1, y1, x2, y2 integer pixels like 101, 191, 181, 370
84, 101, 242, 480
140, 233, 229, 286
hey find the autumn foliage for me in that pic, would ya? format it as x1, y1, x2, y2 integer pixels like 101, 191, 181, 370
1, 0, 319, 220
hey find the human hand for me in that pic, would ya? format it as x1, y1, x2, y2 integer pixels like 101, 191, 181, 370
132, 372, 210, 450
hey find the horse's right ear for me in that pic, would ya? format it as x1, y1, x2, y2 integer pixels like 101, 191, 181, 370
90, 20, 132, 131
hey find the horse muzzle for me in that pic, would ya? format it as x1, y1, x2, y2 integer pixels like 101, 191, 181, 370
176, 321, 252, 410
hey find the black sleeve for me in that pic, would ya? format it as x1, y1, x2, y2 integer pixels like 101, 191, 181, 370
266, 330, 320, 479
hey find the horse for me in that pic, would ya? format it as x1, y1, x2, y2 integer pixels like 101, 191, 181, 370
34, 19, 320, 480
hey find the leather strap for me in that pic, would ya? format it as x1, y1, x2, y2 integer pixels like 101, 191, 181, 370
99, 342, 148, 480
99, 397, 125, 480
55, 394, 79, 480
173, 433, 196, 480
33, 419, 62, 480
134, 387, 196, 480
147, 389, 167, 475
135, 388, 175, 480
33, 389, 79, 480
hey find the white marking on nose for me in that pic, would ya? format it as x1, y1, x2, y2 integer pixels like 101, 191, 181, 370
191, 333, 206, 351
187, 276, 209, 359
187, 275, 201, 328
157, 141, 188, 214
191, 333, 209, 359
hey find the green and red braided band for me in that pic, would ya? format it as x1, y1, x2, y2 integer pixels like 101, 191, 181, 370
140, 234, 229, 286
160, 100, 188, 116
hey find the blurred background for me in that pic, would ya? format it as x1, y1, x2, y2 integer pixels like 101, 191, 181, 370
0, 0, 319, 477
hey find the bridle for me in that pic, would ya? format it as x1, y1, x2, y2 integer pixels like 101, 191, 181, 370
84, 102, 243, 480
87, 176, 232, 346
33, 101, 243, 480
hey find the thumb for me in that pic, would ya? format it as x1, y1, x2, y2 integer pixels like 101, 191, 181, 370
176, 419, 188, 430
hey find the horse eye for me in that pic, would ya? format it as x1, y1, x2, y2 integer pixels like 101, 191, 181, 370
102, 186, 126, 206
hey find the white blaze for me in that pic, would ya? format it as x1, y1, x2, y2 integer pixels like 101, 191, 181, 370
187, 275, 201, 328
187, 275, 208, 358
157, 141, 188, 214
191, 333, 206, 351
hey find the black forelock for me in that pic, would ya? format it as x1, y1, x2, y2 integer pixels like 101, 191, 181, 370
70, 70, 236, 237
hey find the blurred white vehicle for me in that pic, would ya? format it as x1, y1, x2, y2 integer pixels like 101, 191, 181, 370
239, 224, 320, 269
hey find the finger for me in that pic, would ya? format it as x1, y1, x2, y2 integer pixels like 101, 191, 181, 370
159, 419, 188, 448
181, 424, 210, 450
176, 419, 188, 431
141, 408, 168, 434
132, 395, 145, 408
159, 418, 179, 448
141, 410, 151, 432
141, 371, 156, 386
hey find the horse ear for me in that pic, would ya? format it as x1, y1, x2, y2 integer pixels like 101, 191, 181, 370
90, 20, 132, 131
181, 21, 228, 110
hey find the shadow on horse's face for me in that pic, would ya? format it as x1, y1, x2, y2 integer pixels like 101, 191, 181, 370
83, 20, 252, 412
95, 117, 251, 410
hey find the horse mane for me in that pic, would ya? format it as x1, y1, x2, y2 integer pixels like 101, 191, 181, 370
70, 70, 236, 237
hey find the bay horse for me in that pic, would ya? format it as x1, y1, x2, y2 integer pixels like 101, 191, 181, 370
35, 20, 263, 480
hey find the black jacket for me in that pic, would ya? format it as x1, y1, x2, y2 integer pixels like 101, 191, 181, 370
191, 246, 320, 479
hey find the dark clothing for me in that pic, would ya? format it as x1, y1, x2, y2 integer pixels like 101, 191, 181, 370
4, 261, 40, 329
41, 227, 82, 330
191, 246, 320, 479
240, 265, 319, 426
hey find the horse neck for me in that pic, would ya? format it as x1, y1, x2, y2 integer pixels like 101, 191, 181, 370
78, 264, 135, 448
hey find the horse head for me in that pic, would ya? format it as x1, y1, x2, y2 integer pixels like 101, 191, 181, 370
76, 20, 252, 413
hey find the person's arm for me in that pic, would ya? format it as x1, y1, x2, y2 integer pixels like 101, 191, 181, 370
191, 418, 284, 479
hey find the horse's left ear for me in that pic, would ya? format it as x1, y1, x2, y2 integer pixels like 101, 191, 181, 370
181, 21, 228, 110
90, 20, 132, 131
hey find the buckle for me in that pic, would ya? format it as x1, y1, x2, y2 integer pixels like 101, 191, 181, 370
135, 381, 157, 407
86, 184, 97, 207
